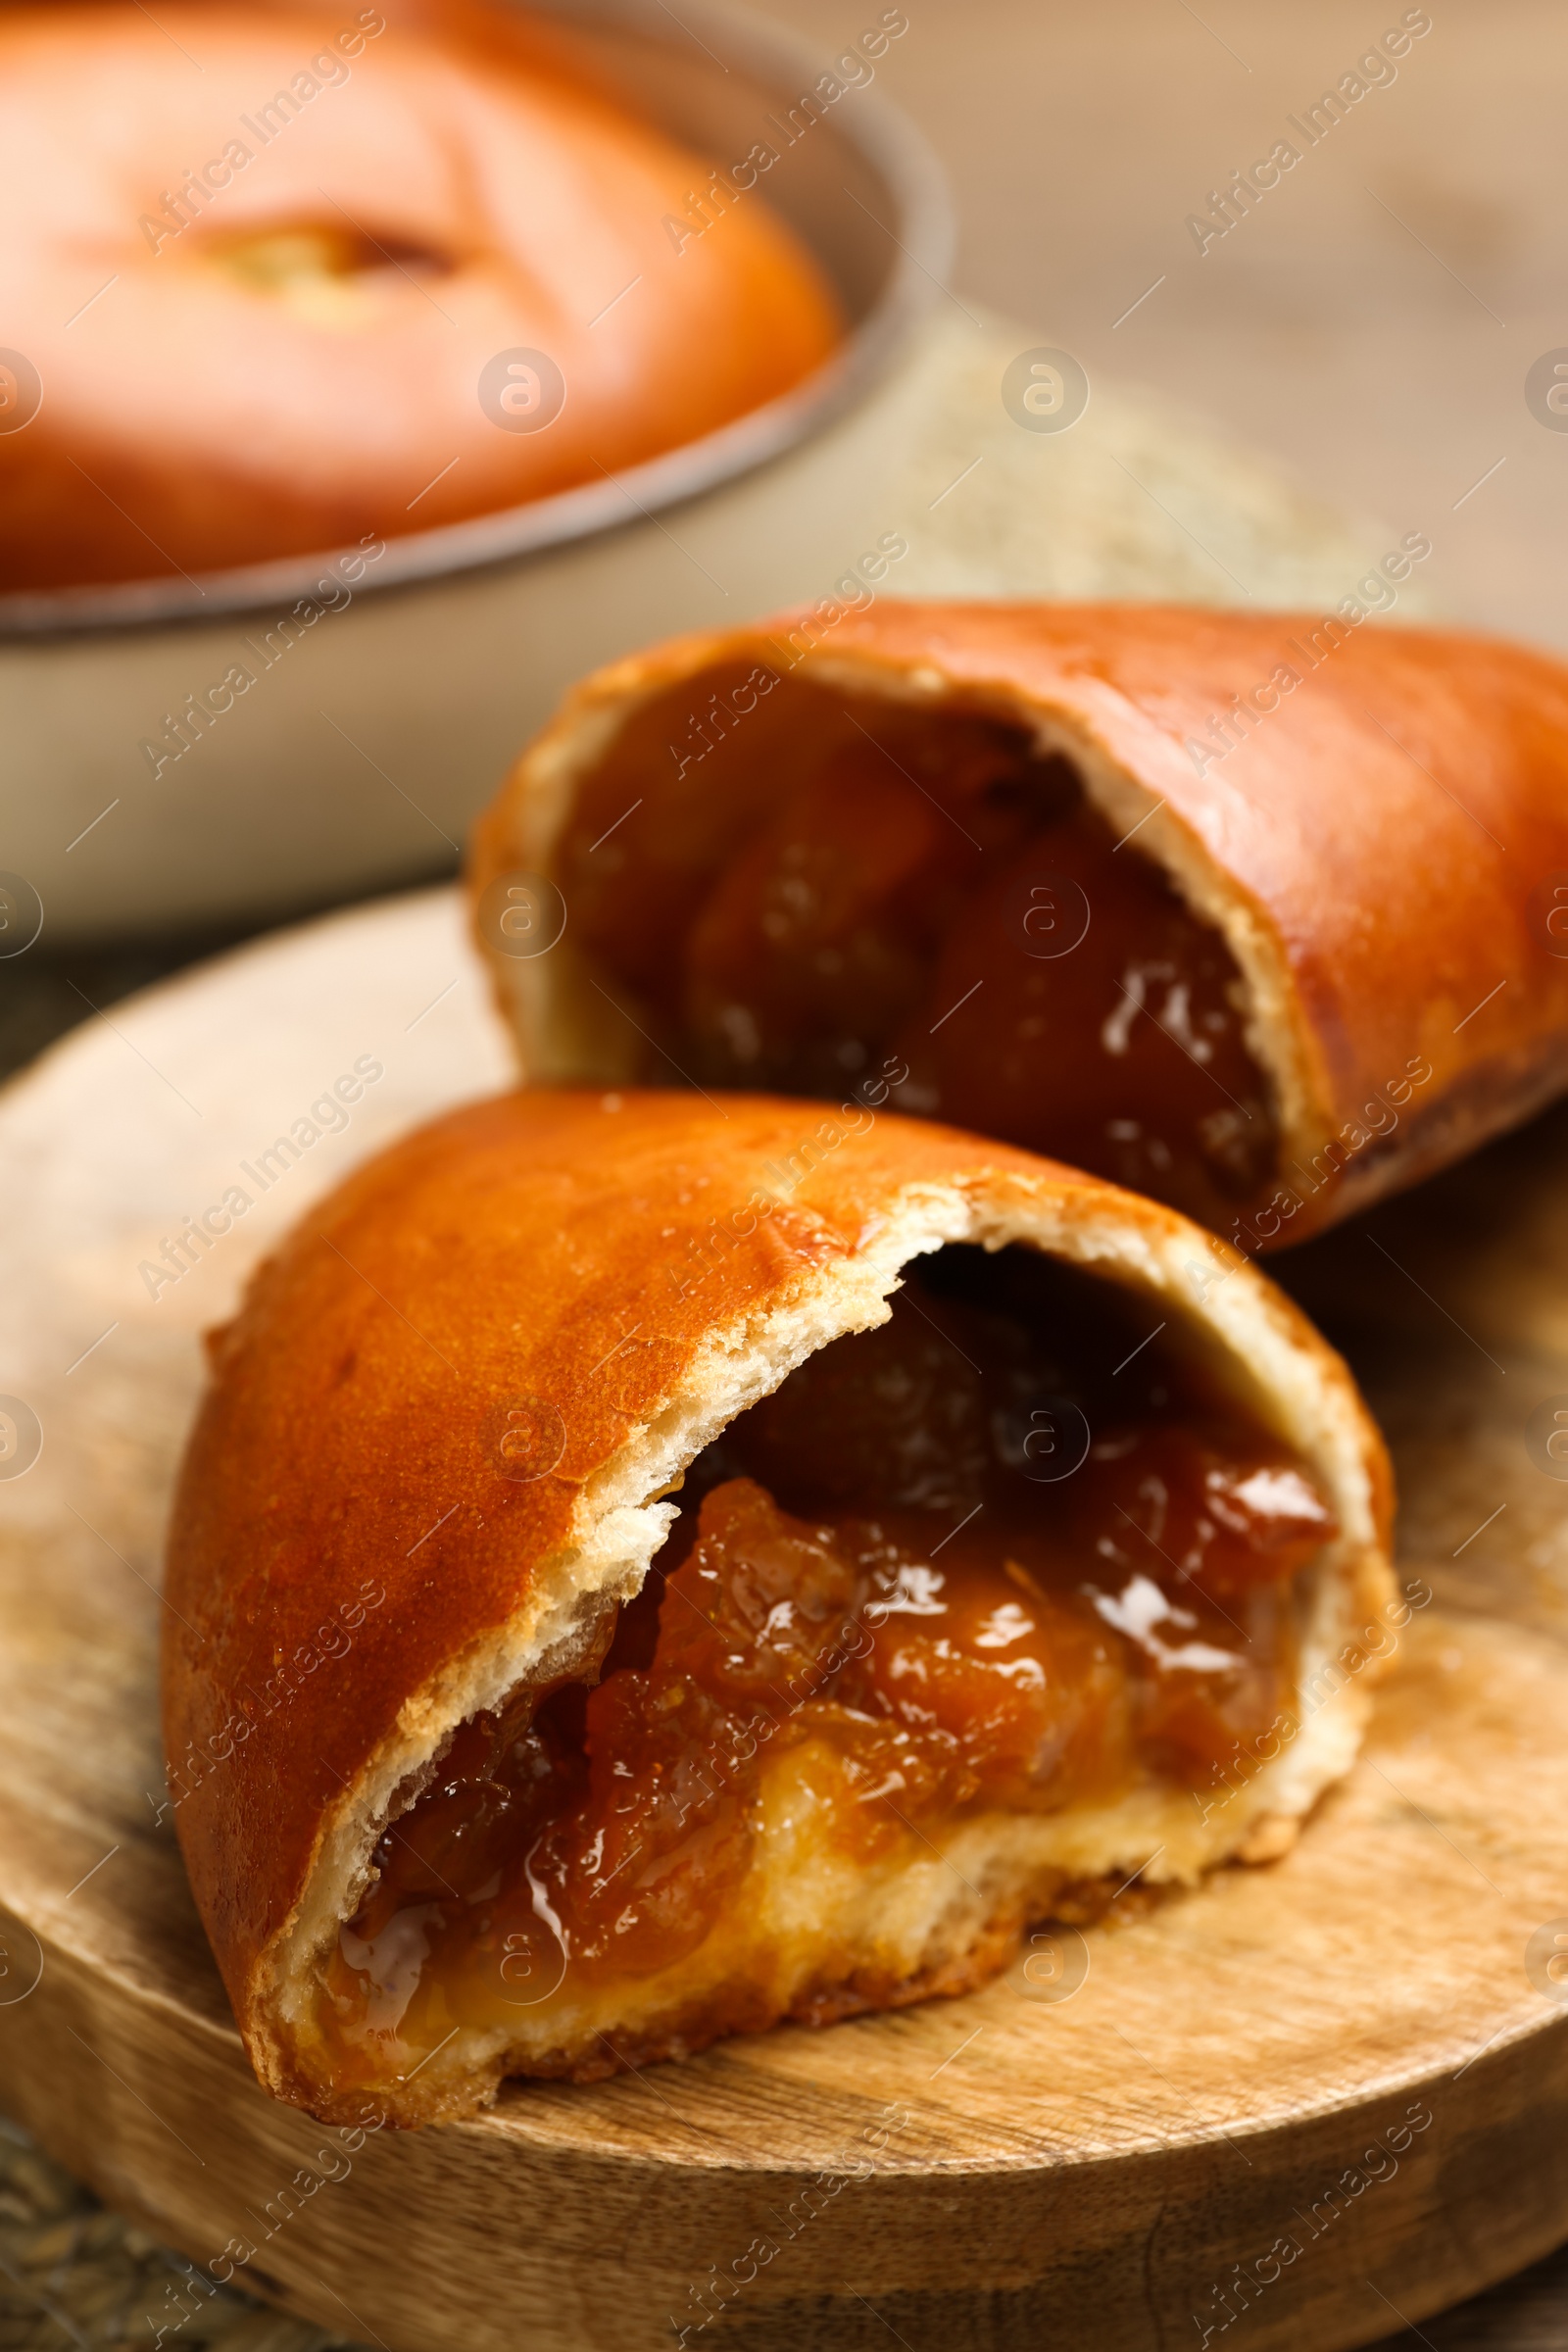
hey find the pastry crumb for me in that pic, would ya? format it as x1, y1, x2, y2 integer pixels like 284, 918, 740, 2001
1235, 1812, 1300, 1865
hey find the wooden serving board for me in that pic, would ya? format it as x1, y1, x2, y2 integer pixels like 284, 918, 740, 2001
3, 887, 1568, 2352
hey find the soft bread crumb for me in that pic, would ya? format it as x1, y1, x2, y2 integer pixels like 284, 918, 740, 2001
1234, 1811, 1302, 1864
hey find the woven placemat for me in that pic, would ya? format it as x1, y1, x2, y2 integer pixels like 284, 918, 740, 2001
895, 310, 1437, 615
0, 2119, 348, 2352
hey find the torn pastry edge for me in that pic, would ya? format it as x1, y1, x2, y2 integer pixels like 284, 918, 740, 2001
466, 639, 1341, 1190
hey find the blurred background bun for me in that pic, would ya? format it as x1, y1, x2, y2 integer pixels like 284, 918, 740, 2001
0, 0, 843, 588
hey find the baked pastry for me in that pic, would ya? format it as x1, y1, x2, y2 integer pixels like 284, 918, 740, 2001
164, 1088, 1396, 2128
469, 600, 1568, 1249
0, 1, 840, 589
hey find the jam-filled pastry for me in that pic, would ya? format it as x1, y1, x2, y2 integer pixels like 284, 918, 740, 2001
164, 1090, 1396, 2128
0, 1, 839, 589
469, 602, 1568, 1248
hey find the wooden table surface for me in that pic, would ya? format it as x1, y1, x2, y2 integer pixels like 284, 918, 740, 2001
754, 0, 1568, 655
6, 2, 1568, 2344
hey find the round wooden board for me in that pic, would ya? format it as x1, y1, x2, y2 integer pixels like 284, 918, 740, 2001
3, 887, 1568, 2352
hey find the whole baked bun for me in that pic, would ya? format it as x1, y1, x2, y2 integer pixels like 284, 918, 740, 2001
0, 0, 842, 590
164, 1087, 1396, 2129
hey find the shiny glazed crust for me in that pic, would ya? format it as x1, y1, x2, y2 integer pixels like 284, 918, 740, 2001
163, 1089, 1396, 2128
468, 601, 1568, 1248
0, 2, 840, 588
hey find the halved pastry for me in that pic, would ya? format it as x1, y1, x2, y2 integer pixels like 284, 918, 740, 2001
468, 600, 1568, 1246
163, 1090, 1396, 2129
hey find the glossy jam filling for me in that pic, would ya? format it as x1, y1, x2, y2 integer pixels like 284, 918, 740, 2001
560, 685, 1277, 1225
318, 1250, 1334, 2081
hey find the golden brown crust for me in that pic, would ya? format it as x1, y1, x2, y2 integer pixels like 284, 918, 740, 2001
0, 3, 840, 588
163, 1087, 1395, 2125
467, 601, 1568, 1248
